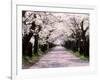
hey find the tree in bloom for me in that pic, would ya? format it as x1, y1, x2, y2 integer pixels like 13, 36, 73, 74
22, 11, 43, 56
22, 11, 89, 57
67, 14, 89, 56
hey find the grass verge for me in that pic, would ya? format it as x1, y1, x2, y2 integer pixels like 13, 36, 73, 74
22, 50, 43, 69
73, 51, 89, 61
22, 54, 40, 69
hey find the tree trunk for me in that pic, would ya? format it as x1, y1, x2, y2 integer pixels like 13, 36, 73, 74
34, 34, 39, 56
22, 32, 33, 57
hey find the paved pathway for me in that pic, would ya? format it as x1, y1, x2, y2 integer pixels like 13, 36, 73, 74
30, 46, 89, 69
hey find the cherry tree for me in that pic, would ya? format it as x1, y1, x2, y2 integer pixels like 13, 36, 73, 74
22, 11, 59, 56
22, 11, 89, 57
22, 11, 43, 56
67, 14, 89, 56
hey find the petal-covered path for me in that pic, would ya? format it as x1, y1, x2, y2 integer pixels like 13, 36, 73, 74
30, 46, 89, 69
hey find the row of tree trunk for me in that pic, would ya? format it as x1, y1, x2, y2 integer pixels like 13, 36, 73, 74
64, 38, 89, 57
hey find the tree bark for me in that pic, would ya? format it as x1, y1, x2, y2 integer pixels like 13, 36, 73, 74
22, 32, 33, 57
34, 34, 39, 56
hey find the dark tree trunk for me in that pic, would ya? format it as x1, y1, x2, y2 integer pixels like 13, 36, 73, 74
24, 42, 32, 57
79, 32, 89, 56
34, 34, 39, 56
22, 32, 33, 57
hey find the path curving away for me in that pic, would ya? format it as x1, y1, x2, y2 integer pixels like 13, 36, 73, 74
30, 46, 89, 69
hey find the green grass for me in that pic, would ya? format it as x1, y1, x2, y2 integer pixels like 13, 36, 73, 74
74, 51, 89, 61
22, 55, 40, 69
22, 49, 43, 69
